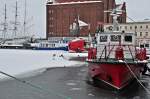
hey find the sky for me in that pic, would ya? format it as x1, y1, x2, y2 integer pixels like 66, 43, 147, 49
116, 0, 150, 21
0, 0, 46, 38
0, 0, 150, 38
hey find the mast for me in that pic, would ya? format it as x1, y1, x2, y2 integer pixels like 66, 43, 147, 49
104, 9, 122, 32
12, 1, 19, 39
23, 0, 27, 37
3, 4, 7, 39
110, 9, 120, 31
0, 4, 8, 40
75, 15, 80, 37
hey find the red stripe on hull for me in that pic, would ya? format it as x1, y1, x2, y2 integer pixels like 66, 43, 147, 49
88, 63, 144, 90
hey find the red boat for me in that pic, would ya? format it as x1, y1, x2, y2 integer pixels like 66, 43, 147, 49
86, 9, 148, 90
68, 38, 87, 53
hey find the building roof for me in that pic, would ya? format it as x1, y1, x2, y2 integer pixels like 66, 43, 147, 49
126, 21, 150, 24
47, 1, 102, 5
105, 20, 150, 25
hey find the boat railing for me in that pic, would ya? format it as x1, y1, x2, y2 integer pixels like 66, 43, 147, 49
97, 44, 136, 61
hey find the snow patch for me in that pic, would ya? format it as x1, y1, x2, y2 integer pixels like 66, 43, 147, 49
70, 87, 82, 91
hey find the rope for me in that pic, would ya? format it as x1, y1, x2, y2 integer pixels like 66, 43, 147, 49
123, 61, 150, 94
0, 70, 71, 99
106, 45, 115, 60
99, 46, 106, 61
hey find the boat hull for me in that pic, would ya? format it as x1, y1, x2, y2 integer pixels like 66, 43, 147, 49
87, 61, 146, 90
0, 45, 35, 49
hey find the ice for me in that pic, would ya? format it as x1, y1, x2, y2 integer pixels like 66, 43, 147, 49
0, 49, 87, 80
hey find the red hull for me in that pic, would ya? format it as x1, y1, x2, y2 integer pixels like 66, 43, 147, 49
88, 62, 145, 90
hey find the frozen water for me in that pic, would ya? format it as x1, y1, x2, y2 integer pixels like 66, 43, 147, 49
0, 49, 86, 80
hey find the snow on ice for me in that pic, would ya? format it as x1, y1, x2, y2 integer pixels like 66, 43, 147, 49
0, 49, 87, 80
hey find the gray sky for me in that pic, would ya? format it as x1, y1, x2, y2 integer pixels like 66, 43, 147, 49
116, 0, 150, 21
0, 0, 46, 38
0, 0, 150, 38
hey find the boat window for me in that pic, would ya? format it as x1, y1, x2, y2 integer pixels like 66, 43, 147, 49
140, 44, 144, 48
46, 44, 48, 47
124, 35, 132, 42
100, 36, 107, 42
110, 35, 121, 42
145, 44, 149, 48
63, 40, 67, 43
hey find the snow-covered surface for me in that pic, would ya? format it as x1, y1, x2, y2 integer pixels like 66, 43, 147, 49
0, 49, 87, 80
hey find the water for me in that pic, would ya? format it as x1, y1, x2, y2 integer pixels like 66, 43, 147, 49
0, 65, 150, 99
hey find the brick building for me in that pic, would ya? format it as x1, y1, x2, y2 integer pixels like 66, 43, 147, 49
46, 0, 126, 38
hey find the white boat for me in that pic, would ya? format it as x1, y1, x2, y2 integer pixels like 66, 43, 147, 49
31, 40, 68, 51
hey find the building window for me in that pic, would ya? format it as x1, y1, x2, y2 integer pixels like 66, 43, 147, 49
49, 17, 54, 20
49, 10, 51, 14
146, 25, 148, 29
49, 32, 53, 35
49, 25, 53, 28
146, 32, 148, 36
140, 32, 142, 36
130, 26, 132, 30
48, 10, 53, 14
135, 32, 137, 36
125, 26, 127, 30
140, 26, 142, 29
135, 26, 137, 29
120, 26, 122, 30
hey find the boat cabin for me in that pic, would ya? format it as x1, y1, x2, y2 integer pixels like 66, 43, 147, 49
96, 31, 136, 59
96, 31, 135, 45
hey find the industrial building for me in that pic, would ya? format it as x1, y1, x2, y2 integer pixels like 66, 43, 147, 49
46, 0, 126, 38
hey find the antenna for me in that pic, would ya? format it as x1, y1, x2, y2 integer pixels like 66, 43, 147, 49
104, 8, 124, 31
111, 9, 120, 31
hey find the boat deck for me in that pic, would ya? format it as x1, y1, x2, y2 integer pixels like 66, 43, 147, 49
87, 58, 148, 64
